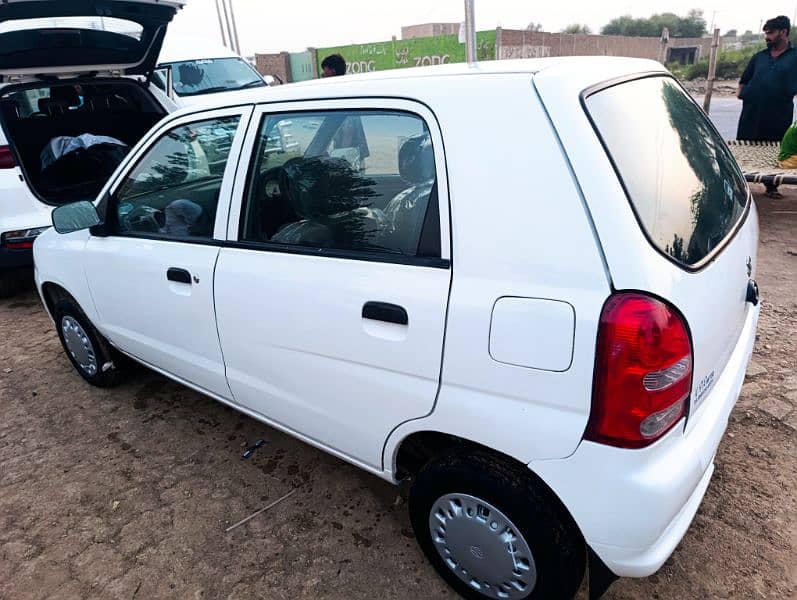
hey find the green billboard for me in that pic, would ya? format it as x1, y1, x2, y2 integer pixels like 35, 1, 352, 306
317, 30, 496, 75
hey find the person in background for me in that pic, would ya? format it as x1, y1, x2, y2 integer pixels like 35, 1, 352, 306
321, 54, 346, 77
737, 16, 797, 142
777, 121, 797, 168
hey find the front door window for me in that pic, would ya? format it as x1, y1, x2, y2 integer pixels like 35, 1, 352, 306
113, 116, 241, 239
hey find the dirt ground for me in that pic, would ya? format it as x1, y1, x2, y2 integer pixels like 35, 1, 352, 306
681, 78, 739, 97
1, 189, 795, 600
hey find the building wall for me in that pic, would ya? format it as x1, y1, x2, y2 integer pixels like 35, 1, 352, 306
402, 23, 460, 39
289, 50, 317, 82
499, 30, 713, 63
255, 52, 291, 83
264, 30, 716, 85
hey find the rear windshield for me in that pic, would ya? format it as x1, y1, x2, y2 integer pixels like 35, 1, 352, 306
585, 76, 748, 267
160, 57, 265, 97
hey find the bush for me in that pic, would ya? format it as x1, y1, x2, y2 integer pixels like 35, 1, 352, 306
666, 61, 689, 80
682, 45, 764, 80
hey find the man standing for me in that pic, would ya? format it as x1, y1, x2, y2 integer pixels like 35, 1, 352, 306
737, 16, 797, 141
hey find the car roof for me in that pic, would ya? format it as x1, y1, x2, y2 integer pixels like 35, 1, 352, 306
168, 56, 668, 116
158, 34, 241, 64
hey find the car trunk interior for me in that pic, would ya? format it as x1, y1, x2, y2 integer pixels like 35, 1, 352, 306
0, 79, 166, 204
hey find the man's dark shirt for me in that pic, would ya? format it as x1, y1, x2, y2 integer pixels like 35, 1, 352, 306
737, 44, 797, 141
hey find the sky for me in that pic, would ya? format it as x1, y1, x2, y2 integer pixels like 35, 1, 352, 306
167, 0, 797, 56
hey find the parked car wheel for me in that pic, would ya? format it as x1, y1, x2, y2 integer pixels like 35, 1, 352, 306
409, 451, 586, 600
53, 298, 125, 387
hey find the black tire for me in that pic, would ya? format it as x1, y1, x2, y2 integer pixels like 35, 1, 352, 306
409, 451, 586, 600
53, 298, 125, 387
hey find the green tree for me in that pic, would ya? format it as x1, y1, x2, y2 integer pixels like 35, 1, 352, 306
681, 9, 707, 37
561, 23, 592, 34
601, 9, 706, 38
723, 29, 738, 37
601, 15, 639, 36
526, 22, 544, 32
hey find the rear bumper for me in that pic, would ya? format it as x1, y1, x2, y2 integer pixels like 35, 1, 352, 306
529, 303, 759, 577
0, 246, 33, 271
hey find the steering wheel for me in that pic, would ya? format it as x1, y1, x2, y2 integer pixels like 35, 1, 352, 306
122, 205, 164, 233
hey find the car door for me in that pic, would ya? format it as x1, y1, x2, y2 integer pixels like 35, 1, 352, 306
215, 99, 452, 469
82, 106, 253, 399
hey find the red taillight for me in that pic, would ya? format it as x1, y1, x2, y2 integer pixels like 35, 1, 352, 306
0, 146, 15, 169
585, 292, 693, 449
4, 240, 33, 250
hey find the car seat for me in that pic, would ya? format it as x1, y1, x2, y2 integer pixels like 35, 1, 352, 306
379, 134, 436, 254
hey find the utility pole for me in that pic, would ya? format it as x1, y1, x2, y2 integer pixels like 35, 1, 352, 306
219, 0, 237, 54
464, 0, 476, 64
227, 0, 242, 56
214, 0, 228, 48
703, 28, 721, 114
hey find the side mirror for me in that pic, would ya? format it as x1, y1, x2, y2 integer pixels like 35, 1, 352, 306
263, 74, 284, 86
52, 201, 101, 234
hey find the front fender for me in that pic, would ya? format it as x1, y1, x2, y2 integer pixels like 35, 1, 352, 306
34, 228, 99, 325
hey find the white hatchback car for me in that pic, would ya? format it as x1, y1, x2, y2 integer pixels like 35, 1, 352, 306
0, 0, 183, 296
34, 58, 760, 600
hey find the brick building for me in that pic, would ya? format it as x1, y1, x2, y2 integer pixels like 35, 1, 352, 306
255, 52, 291, 84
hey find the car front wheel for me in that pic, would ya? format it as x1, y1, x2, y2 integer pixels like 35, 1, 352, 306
408, 451, 586, 600
53, 298, 124, 387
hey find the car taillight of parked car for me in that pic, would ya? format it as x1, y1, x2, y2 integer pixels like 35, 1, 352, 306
585, 292, 693, 449
1, 227, 50, 250
0, 146, 16, 169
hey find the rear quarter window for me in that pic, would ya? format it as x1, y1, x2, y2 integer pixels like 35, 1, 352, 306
584, 76, 748, 268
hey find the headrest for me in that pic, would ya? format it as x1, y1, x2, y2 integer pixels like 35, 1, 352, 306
38, 98, 59, 114
161, 199, 205, 237
398, 134, 435, 184
89, 96, 112, 111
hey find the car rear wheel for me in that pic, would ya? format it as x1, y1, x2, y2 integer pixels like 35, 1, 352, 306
53, 298, 125, 387
408, 451, 586, 600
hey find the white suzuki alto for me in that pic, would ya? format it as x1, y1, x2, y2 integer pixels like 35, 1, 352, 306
33, 58, 760, 600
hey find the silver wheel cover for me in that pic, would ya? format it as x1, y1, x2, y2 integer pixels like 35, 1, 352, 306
61, 316, 98, 376
429, 493, 537, 599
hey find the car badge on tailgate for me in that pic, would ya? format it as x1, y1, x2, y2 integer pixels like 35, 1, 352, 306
695, 370, 716, 408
